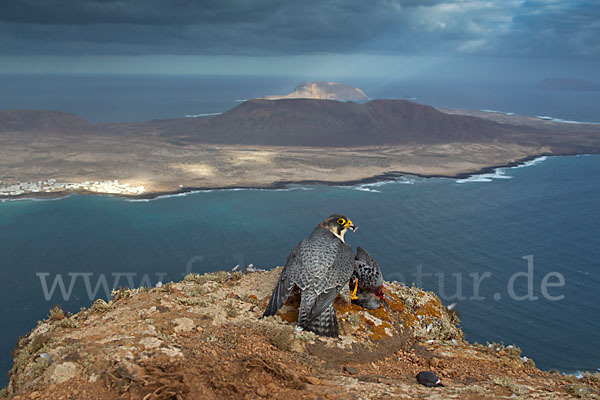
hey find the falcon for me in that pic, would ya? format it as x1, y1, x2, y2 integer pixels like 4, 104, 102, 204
262, 214, 357, 337
350, 247, 385, 310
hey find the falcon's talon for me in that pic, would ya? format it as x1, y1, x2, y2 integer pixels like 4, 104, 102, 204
351, 278, 359, 300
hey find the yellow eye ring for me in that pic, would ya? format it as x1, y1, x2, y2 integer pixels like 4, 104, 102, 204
337, 218, 346, 225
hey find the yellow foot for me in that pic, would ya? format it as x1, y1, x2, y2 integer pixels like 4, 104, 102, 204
351, 278, 359, 300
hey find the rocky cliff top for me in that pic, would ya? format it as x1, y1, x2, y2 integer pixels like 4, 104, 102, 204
4, 268, 599, 399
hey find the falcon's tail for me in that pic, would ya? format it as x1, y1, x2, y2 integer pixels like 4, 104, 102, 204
262, 273, 292, 318
303, 303, 339, 337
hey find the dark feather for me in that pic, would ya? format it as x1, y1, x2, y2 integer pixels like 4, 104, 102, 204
304, 302, 339, 337
262, 242, 300, 317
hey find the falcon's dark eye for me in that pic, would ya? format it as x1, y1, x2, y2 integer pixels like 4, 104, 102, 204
337, 218, 346, 225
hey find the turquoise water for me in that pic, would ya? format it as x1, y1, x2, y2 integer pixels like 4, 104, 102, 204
1, 155, 599, 384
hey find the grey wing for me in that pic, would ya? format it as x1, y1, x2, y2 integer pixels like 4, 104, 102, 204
262, 241, 302, 317
356, 246, 378, 269
305, 241, 355, 322
295, 230, 339, 291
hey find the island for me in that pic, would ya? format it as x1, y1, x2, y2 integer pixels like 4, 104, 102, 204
1, 96, 600, 199
5, 267, 598, 398
264, 81, 368, 101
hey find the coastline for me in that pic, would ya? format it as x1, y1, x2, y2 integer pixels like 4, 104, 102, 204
0, 152, 573, 202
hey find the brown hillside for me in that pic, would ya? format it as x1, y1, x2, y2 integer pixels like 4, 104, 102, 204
0, 110, 93, 135
168, 99, 516, 146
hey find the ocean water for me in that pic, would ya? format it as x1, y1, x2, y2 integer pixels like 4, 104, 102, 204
1, 155, 599, 385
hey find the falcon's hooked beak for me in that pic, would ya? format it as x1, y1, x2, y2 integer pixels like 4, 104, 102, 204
344, 220, 357, 232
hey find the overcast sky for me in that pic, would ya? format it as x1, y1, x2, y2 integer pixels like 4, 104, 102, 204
0, 0, 598, 80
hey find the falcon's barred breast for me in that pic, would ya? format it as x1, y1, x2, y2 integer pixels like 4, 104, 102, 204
262, 214, 357, 337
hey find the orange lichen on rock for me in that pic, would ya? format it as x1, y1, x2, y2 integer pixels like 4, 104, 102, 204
386, 292, 406, 312
370, 321, 393, 341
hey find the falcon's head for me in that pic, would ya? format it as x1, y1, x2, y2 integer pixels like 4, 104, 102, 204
320, 214, 357, 242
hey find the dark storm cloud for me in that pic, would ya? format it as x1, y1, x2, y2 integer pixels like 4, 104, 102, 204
0, 0, 598, 58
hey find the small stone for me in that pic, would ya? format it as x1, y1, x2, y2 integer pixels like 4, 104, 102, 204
266, 383, 278, 392
305, 376, 321, 385
29, 391, 41, 399
39, 352, 53, 364
139, 337, 162, 349
173, 317, 195, 333
343, 366, 358, 375
159, 347, 183, 358
256, 386, 268, 397
196, 326, 203, 333
499, 350, 507, 356
48, 361, 81, 384
429, 357, 440, 368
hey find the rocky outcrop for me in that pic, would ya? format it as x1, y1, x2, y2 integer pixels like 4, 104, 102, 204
264, 82, 368, 101
4, 268, 599, 399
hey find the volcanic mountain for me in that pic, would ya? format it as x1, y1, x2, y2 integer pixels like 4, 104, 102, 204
0, 109, 94, 135
160, 99, 517, 146
264, 81, 369, 101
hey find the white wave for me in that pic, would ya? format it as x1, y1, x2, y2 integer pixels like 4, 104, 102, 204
125, 185, 314, 202
481, 109, 515, 116
343, 176, 416, 192
127, 190, 212, 202
456, 156, 550, 183
511, 156, 547, 169
0, 194, 74, 203
456, 175, 492, 183
534, 115, 600, 125
235, 99, 248, 102
352, 186, 381, 193
184, 112, 222, 118
360, 180, 396, 188
456, 169, 513, 184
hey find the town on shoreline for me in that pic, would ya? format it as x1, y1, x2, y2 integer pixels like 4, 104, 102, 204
0, 179, 145, 197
